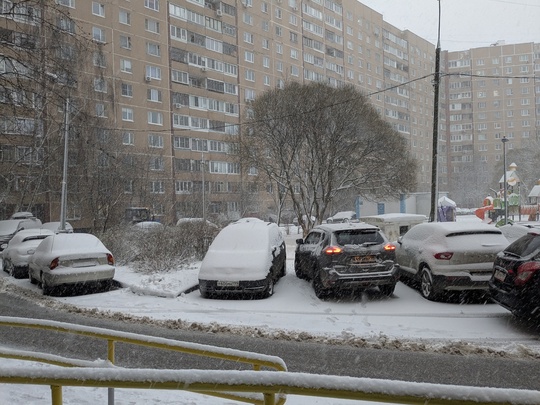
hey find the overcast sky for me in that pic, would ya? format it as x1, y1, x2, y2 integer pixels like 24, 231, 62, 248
359, 0, 540, 51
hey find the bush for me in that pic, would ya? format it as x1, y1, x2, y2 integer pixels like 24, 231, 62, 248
97, 222, 219, 274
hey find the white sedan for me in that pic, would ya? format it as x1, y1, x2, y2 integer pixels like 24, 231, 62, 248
28, 233, 115, 295
2, 229, 55, 278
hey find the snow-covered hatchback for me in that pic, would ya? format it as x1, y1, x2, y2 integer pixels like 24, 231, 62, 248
295, 223, 399, 298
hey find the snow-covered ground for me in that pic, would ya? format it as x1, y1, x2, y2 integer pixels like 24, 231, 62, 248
1, 215, 539, 404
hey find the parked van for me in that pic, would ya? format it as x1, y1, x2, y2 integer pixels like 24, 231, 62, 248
360, 213, 427, 242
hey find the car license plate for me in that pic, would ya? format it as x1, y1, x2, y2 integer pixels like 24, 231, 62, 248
494, 269, 506, 282
351, 255, 375, 264
217, 280, 239, 287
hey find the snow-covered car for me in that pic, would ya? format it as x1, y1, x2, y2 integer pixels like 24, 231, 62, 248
198, 218, 286, 299
28, 233, 115, 295
0, 218, 43, 252
41, 221, 74, 233
2, 228, 55, 278
396, 222, 509, 300
295, 223, 399, 298
326, 211, 357, 224
499, 222, 540, 244
9, 211, 35, 220
132, 221, 164, 231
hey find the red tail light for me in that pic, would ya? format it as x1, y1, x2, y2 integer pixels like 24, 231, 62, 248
515, 262, 540, 286
324, 246, 343, 255
107, 253, 115, 265
49, 257, 59, 270
434, 252, 453, 260
383, 243, 396, 251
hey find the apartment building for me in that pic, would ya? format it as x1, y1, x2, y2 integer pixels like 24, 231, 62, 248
13, 0, 521, 227
440, 42, 540, 207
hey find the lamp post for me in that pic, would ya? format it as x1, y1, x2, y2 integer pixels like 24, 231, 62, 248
201, 152, 206, 221
502, 136, 508, 225
429, 0, 442, 222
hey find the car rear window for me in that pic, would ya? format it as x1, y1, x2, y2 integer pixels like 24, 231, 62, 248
504, 233, 540, 257
335, 230, 383, 245
445, 230, 502, 237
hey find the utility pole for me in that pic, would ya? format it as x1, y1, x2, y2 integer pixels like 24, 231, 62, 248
429, 0, 442, 222
59, 97, 69, 232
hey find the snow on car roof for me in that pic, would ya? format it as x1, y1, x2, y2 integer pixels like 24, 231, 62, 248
37, 233, 110, 254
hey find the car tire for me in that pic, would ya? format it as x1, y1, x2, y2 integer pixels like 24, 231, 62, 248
379, 283, 396, 297
313, 273, 330, 299
420, 267, 439, 301
29, 271, 38, 285
12, 266, 26, 279
263, 278, 274, 298
2, 259, 8, 273
294, 259, 306, 280
279, 262, 286, 278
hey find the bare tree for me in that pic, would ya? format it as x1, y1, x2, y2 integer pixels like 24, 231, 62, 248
240, 81, 417, 234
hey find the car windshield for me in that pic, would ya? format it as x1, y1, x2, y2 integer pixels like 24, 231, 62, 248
503, 233, 540, 257
335, 230, 383, 246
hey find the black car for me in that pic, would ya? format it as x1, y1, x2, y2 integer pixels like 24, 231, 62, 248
295, 223, 399, 298
489, 232, 540, 318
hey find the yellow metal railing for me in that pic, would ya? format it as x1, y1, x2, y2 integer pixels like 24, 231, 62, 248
1, 317, 540, 405
0, 316, 286, 405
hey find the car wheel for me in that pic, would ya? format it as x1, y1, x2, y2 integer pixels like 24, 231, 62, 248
29, 271, 38, 285
279, 262, 286, 278
420, 267, 439, 301
379, 283, 396, 297
2, 259, 8, 273
294, 259, 306, 280
313, 273, 330, 299
12, 266, 26, 279
262, 278, 274, 299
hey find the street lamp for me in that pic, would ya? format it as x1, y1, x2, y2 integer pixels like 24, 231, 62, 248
502, 136, 509, 225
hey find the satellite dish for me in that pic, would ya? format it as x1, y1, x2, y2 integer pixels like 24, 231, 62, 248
507, 177, 517, 186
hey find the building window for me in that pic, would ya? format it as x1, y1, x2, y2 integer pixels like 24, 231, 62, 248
119, 9, 130, 25
174, 136, 190, 149
121, 83, 133, 97
245, 51, 254, 63
148, 111, 163, 125
149, 156, 164, 171
95, 103, 106, 117
149, 181, 164, 194
148, 133, 163, 148
120, 59, 132, 73
92, 27, 106, 43
145, 65, 162, 80
92, 2, 105, 17
57, 0, 75, 7
122, 107, 133, 121
147, 88, 162, 102
93, 78, 107, 93
146, 42, 161, 57
175, 181, 192, 194
93, 52, 106, 68
122, 131, 134, 145
119, 35, 131, 49
144, 0, 159, 11
145, 18, 160, 33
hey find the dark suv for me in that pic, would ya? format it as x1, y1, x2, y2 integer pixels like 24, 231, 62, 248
295, 223, 399, 298
489, 232, 540, 318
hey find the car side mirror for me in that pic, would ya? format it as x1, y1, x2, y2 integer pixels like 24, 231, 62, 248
296, 238, 304, 245
0, 243, 6, 250
397, 236, 403, 245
